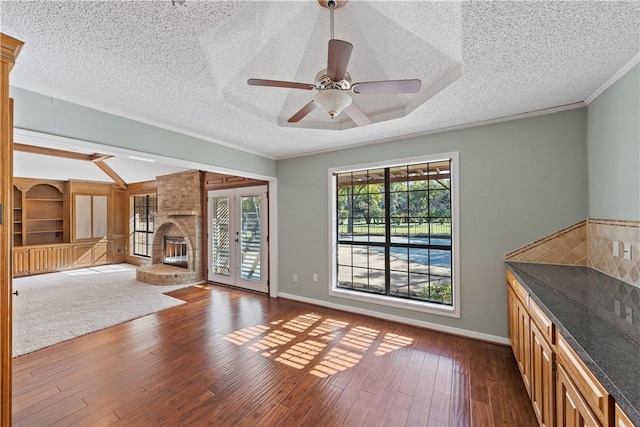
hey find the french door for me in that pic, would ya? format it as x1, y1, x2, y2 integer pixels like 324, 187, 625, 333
208, 186, 268, 293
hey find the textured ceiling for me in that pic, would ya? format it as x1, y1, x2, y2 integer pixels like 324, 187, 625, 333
2, 1, 639, 159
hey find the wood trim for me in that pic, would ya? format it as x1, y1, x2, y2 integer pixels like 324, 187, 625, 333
1, 31, 23, 427
0, 33, 23, 71
93, 160, 127, 189
556, 333, 613, 426
204, 172, 267, 190
126, 180, 157, 194
13, 176, 66, 193
13, 143, 95, 161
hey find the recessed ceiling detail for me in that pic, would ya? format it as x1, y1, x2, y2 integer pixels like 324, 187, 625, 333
1, 1, 638, 158
240, 0, 460, 129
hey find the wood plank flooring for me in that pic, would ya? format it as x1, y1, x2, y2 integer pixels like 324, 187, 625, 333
13, 284, 537, 426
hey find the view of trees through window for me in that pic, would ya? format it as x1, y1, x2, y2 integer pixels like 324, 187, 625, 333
336, 159, 453, 305
133, 194, 157, 257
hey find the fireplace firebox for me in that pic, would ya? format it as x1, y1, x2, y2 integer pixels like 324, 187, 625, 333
164, 236, 188, 269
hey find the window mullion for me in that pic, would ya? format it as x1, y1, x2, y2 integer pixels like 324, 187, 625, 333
384, 168, 391, 296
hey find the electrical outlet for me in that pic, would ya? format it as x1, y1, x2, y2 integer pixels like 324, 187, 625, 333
313, 273, 318, 282
613, 241, 620, 257
624, 242, 632, 260
293, 274, 298, 282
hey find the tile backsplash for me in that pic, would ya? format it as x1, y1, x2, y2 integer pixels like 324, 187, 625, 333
588, 219, 640, 286
506, 219, 640, 287
505, 221, 588, 266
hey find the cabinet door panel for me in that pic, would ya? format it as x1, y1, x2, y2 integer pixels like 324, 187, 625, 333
29, 247, 52, 274
556, 364, 600, 427
12, 248, 29, 277
531, 321, 555, 427
516, 297, 531, 396
75, 195, 92, 239
52, 245, 72, 271
73, 244, 93, 268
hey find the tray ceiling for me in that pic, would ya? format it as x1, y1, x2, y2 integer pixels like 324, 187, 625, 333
2, 1, 639, 159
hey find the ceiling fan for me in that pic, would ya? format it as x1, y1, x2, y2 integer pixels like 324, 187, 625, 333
247, 0, 422, 127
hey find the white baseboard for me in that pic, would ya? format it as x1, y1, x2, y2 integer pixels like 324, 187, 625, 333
278, 292, 510, 346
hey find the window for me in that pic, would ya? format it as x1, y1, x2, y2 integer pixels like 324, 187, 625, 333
330, 153, 459, 317
133, 194, 157, 257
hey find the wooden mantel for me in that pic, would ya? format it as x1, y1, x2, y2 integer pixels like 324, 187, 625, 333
1, 32, 24, 426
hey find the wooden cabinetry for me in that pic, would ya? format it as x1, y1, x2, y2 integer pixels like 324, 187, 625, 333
508, 272, 554, 426
11, 179, 122, 276
508, 273, 532, 397
24, 183, 65, 245
531, 320, 555, 427
12, 242, 108, 276
507, 269, 619, 427
12, 185, 22, 246
557, 363, 601, 427
13, 179, 68, 247
557, 333, 612, 426
615, 404, 634, 427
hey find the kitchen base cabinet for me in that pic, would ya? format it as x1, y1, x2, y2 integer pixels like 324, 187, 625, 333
556, 334, 613, 426
557, 364, 600, 427
507, 267, 622, 427
508, 274, 532, 397
531, 320, 555, 427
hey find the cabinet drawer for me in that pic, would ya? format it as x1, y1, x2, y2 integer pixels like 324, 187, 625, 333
508, 276, 529, 308
529, 298, 554, 344
557, 333, 612, 426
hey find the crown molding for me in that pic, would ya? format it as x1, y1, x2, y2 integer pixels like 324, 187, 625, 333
584, 52, 640, 105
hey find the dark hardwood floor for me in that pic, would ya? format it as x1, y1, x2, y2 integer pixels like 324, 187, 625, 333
13, 284, 537, 426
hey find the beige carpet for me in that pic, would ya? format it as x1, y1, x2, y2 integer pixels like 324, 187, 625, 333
12, 264, 194, 357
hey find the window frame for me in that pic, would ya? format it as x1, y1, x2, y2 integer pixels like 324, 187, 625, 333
328, 152, 460, 318
132, 193, 157, 258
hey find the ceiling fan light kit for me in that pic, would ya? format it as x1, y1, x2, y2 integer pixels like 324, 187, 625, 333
247, 0, 422, 128
314, 89, 352, 118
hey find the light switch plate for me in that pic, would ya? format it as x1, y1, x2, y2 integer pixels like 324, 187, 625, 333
613, 241, 620, 257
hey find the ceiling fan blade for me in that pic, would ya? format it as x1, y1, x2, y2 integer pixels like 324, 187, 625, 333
327, 39, 353, 82
288, 100, 317, 123
344, 102, 371, 127
247, 78, 315, 90
352, 79, 421, 95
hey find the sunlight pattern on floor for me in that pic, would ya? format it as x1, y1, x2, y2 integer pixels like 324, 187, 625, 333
223, 324, 270, 346
223, 312, 414, 378
375, 333, 414, 356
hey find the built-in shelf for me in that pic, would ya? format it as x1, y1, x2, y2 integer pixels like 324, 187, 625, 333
14, 182, 67, 246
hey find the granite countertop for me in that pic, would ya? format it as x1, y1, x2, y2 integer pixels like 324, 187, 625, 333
505, 262, 640, 425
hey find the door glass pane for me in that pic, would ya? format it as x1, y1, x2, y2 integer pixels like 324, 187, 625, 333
212, 197, 230, 276
240, 195, 261, 281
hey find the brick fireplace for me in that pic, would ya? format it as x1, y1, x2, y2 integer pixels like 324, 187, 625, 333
137, 170, 204, 285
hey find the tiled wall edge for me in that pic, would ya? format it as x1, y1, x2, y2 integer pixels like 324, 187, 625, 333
504, 220, 587, 260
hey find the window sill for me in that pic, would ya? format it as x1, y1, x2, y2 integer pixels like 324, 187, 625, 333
329, 286, 459, 318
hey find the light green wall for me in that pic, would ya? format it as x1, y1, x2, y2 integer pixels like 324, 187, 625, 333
587, 64, 640, 220
277, 109, 588, 338
10, 87, 277, 177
